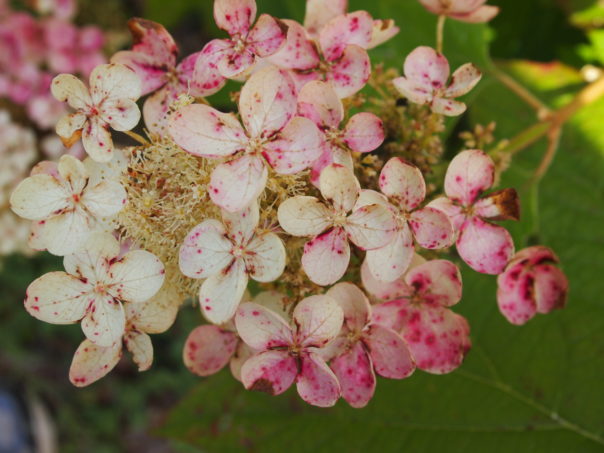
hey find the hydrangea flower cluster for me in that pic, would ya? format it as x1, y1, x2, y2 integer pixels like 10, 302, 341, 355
11, 0, 569, 408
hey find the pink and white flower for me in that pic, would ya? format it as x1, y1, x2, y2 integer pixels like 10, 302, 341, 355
429, 149, 520, 274
51, 63, 142, 162
297, 80, 384, 184
179, 202, 286, 324
69, 291, 179, 387
372, 259, 471, 374
24, 232, 166, 348
325, 283, 415, 408
358, 158, 454, 283
418, 0, 500, 23
112, 18, 223, 133
235, 294, 344, 407
393, 46, 481, 116
169, 65, 322, 212
278, 164, 396, 286
194, 0, 287, 81
497, 246, 568, 325
10, 154, 127, 256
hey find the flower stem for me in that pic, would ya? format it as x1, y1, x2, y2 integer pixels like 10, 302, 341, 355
436, 15, 446, 54
491, 67, 551, 117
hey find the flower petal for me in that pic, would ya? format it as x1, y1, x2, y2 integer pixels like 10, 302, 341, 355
69, 339, 122, 387
81, 181, 127, 218
239, 65, 297, 137
183, 325, 239, 376
326, 282, 371, 332
345, 203, 396, 250
302, 227, 350, 286
124, 330, 154, 371
409, 207, 454, 249
99, 98, 141, 131
452, 5, 499, 23
457, 216, 514, 275
169, 103, 246, 157
125, 292, 179, 334
81, 294, 126, 347
496, 264, 537, 325
179, 219, 233, 279
241, 350, 297, 395
403, 46, 449, 91
534, 264, 568, 314
294, 294, 343, 348
268, 19, 320, 70
277, 196, 332, 237
214, 0, 256, 36
444, 149, 494, 205
432, 97, 467, 116
209, 155, 268, 213
304, 0, 347, 36
427, 196, 466, 232
297, 80, 344, 128
63, 231, 119, 281
81, 118, 114, 163
342, 112, 384, 153
367, 19, 399, 49
330, 342, 376, 408
10, 174, 69, 220
319, 11, 374, 61
319, 163, 360, 213
405, 259, 463, 307
192, 40, 229, 96
56, 112, 87, 146
364, 324, 415, 379
107, 250, 165, 303
222, 201, 259, 245
474, 188, 520, 221
236, 302, 293, 350
392, 76, 433, 104
89, 63, 141, 104
248, 14, 287, 58
199, 259, 248, 324
326, 44, 371, 98
296, 352, 341, 407
445, 63, 482, 98
379, 157, 426, 210
245, 232, 286, 282
365, 225, 415, 283
42, 210, 92, 256
50, 74, 91, 110
230, 342, 255, 382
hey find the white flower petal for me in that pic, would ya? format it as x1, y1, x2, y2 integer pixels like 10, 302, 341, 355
199, 259, 248, 324
245, 232, 286, 282
10, 175, 69, 220
51, 74, 92, 110
277, 196, 332, 237
236, 302, 293, 350
81, 294, 126, 347
319, 164, 360, 213
294, 295, 344, 348
345, 203, 396, 250
301, 227, 350, 286
124, 330, 154, 371
179, 219, 234, 279
107, 250, 166, 303
69, 339, 122, 387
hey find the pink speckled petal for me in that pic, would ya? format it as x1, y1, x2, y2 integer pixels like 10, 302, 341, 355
297, 80, 344, 128
142, 85, 174, 134
100, 98, 141, 132
496, 263, 537, 325
106, 249, 165, 303
199, 259, 248, 324
239, 66, 297, 137
209, 155, 268, 213
319, 163, 360, 213
370, 299, 408, 331
297, 352, 341, 407
345, 203, 397, 250
263, 116, 323, 174
327, 44, 371, 98
248, 14, 287, 58
310, 145, 354, 187
379, 157, 426, 210
354, 189, 391, 210
236, 302, 293, 350
457, 216, 514, 275
326, 282, 371, 332
364, 324, 415, 379
294, 295, 344, 348
365, 225, 415, 283
427, 196, 466, 232
392, 76, 433, 104
217, 46, 256, 79
222, 201, 259, 245
81, 294, 126, 347
69, 339, 122, 387
304, 0, 348, 36
214, 0, 256, 36
361, 258, 414, 302
444, 149, 494, 205
241, 350, 297, 395
125, 18, 177, 68
178, 51, 221, 98
445, 63, 482, 98
330, 342, 375, 408
268, 19, 320, 70
342, 112, 384, 153
89, 63, 141, 104
192, 40, 229, 96
169, 104, 246, 158
179, 220, 233, 279
81, 117, 114, 163
405, 259, 462, 307
409, 206, 455, 250
431, 96, 467, 116
302, 227, 351, 286
277, 196, 332, 237
111, 50, 168, 95
319, 11, 374, 61
403, 46, 449, 91
245, 232, 286, 282
534, 264, 568, 314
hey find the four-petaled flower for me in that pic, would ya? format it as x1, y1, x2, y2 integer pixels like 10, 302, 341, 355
278, 164, 396, 286
10, 154, 127, 256
112, 18, 224, 133
51, 63, 142, 162
358, 157, 454, 283
179, 201, 286, 324
393, 46, 481, 116
169, 65, 322, 212
324, 283, 415, 408
371, 259, 472, 374
418, 0, 499, 23
429, 149, 520, 274
497, 246, 568, 325
297, 80, 384, 185
235, 295, 344, 407
24, 232, 166, 347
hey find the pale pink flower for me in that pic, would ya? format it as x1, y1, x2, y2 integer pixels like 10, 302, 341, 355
361, 253, 426, 302
179, 201, 286, 324
418, 0, 499, 23
393, 46, 481, 116
497, 246, 568, 325
297, 80, 384, 185
170, 65, 322, 212
10, 154, 127, 256
324, 283, 414, 408
371, 259, 471, 374
235, 294, 344, 407
112, 18, 223, 134
278, 164, 396, 286
357, 158, 454, 283
429, 149, 520, 274
51, 63, 142, 162
69, 293, 179, 387
24, 232, 166, 348
194, 0, 287, 81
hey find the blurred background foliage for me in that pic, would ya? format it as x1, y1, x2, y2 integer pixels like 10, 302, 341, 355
1, 0, 604, 452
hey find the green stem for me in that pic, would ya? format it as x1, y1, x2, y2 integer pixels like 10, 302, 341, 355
436, 15, 446, 54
